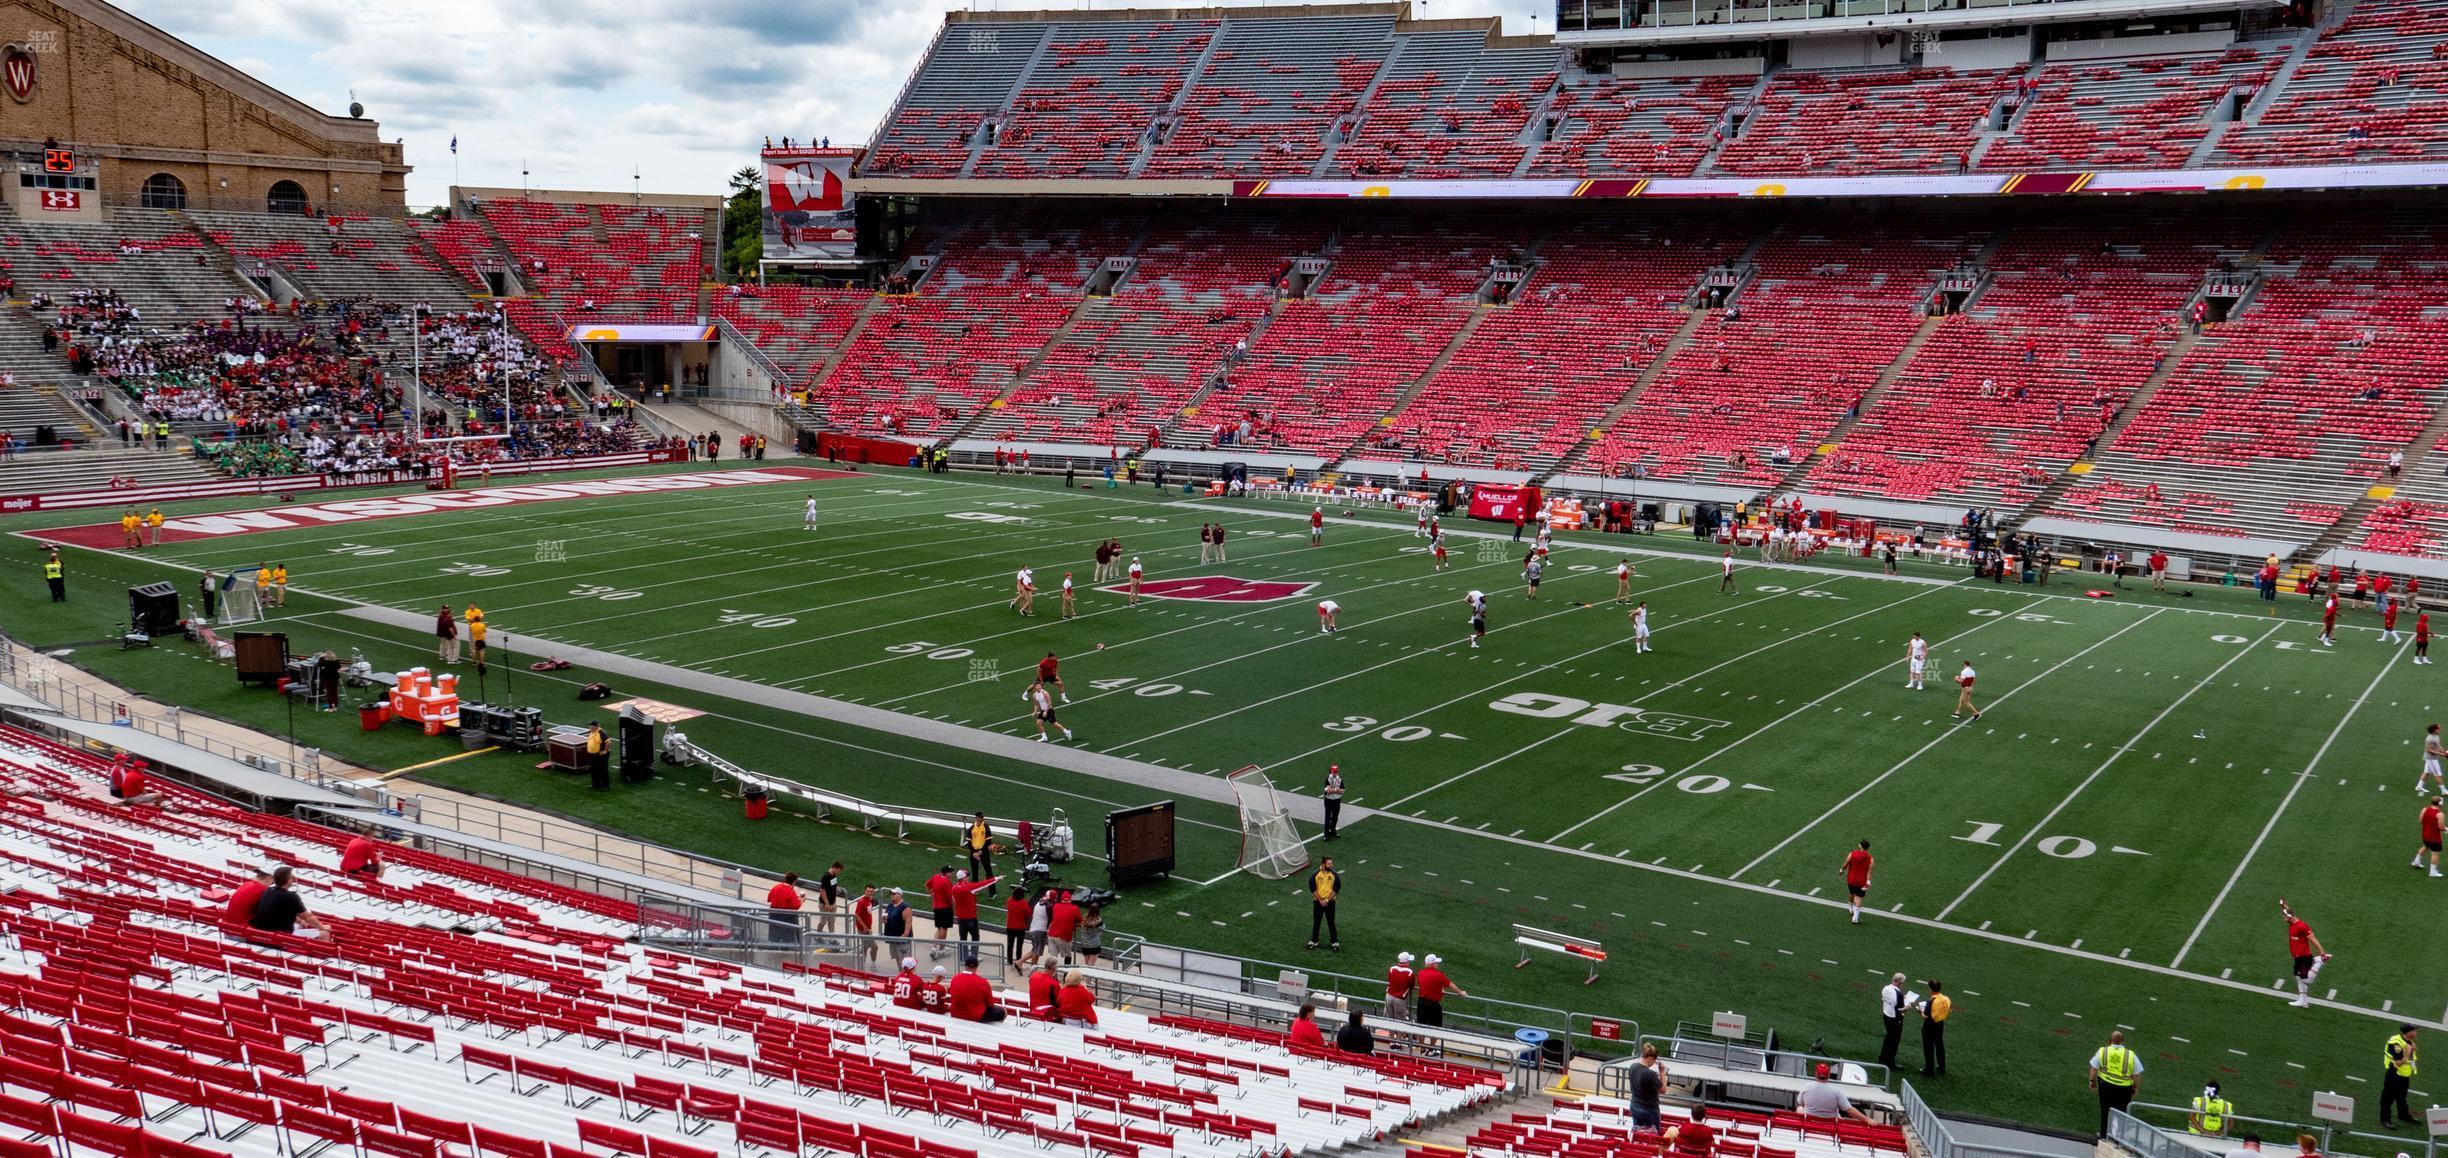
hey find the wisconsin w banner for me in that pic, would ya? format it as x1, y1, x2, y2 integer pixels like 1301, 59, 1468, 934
762, 146, 858, 261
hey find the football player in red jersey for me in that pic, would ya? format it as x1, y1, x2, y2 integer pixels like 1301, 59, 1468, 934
2279, 899, 2329, 1007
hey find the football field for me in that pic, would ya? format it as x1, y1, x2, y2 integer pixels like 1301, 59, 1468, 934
12, 461, 2446, 1131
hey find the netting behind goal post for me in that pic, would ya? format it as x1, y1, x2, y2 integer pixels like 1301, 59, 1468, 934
219, 570, 266, 626
1227, 765, 1310, 879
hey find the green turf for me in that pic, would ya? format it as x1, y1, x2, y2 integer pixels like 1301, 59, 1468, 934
5, 463, 2440, 1134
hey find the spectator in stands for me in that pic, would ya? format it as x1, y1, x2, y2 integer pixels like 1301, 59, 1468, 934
852, 885, 877, 962
109, 756, 165, 807
817, 861, 844, 918
1046, 889, 1082, 965
881, 887, 913, 962
1056, 970, 1098, 1027
1798, 1064, 1872, 1124
889, 957, 922, 1008
1289, 1004, 1326, 1048
1004, 889, 1032, 964
2221, 1134, 2265, 1158
949, 871, 998, 964
2390, 449, 2405, 478
225, 868, 272, 927
1075, 904, 1105, 966
1024, 886, 1053, 964
339, 833, 386, 878
1027, 962, 1059, 1019
921, 966, 949, 1015
1416, 954, 1465, 1028
1335, 1009, 1376, 1055
1667, 1105, 1718, 1154
248, 866, 327, 939
948, 958, 1002, 1023
1625, 1043, 1666, 1127
1383, 952, 1416, 1022
767, 871, 804, 941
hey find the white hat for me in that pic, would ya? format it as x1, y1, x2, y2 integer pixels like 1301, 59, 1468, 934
1397, 952, 1414, 964
932, 966, 947, 978
957, 870, 969, 881
901, 956, 917, 970
1425, 954, 1442, 966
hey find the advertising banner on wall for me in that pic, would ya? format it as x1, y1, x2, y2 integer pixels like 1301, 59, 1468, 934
762, 146, 859, 261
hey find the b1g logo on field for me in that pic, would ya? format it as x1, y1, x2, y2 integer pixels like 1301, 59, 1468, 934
1109, 576, 1318, 603
1490, 692, 1730, 742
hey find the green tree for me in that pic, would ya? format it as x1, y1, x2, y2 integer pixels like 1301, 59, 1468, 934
721, 165, 762, 282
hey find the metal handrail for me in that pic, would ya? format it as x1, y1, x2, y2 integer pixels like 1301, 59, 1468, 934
1907, 1082, 2080, 1158
2116, 1101, 2441, 1158
712, 314, 789, 387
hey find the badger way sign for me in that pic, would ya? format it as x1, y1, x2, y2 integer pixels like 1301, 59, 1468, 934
22, 467, 858, 549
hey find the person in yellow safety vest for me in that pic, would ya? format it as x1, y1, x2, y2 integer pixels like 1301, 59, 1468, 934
144, 507, 164, 547
42, 549, 63, 602
2089, 1029, 2144, 1139
1306, 857, 1341, 952
465, 606, 487, 671
269, 563, 287, 607
255, 563, 272, 606
119, 509, 140, 549
152, 420, 167, 449
2188, 1081, 2232, 1136
2380, 1024, 2420, 1130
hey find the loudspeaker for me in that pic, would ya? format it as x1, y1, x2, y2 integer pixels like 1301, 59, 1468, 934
617, 706, 655, 783
128, 582, 179, 636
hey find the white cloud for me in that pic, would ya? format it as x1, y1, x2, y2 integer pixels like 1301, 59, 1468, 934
112, 0, 1551, 209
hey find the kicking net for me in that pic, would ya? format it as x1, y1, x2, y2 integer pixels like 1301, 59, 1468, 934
218, 570, 266, 626
1227, 765, 1310, 879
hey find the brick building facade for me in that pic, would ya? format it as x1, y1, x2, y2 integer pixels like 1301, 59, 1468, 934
0, 0, 408, 218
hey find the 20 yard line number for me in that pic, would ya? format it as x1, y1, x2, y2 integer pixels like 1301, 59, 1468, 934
1607, 762, 1736, 795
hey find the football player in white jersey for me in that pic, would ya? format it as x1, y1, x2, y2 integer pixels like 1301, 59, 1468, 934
1630, 602, 1651, 653
1907, 631, 1928, 690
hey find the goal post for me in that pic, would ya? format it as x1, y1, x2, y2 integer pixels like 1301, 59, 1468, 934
1227, 765, 1310, 879
218, 568, 266, 626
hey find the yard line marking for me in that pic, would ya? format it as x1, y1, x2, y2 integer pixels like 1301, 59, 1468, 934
2173, 637, 2408, 969
1384, 810, 2426, 1027
1551, 585, 2007, 843
1935, 619, 2282, 920
1379, 732, 1578, 813
1730, 608, 2167, 881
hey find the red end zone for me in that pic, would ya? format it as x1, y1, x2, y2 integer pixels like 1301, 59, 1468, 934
22, 466, 861, 549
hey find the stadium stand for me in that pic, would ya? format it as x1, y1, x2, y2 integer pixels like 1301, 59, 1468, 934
2213, 0, 2448, 167
1712, 68, 2022, 177
2057, 214, 2448, 542
1587, 229, 1972, 489
1802, 219, 2240, 510
187, 211, 475, 308
1525, 72, 1747, 178
1979, 48, 2279, 173
1329, 31, 1554, 180
0, 207, 253, 323
1143, 15, 1394, 179
974, 20, 1219, 179
0, 720, 1506, 1158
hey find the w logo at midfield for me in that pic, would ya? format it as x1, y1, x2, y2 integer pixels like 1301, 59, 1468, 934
1103, 576, 1317, 603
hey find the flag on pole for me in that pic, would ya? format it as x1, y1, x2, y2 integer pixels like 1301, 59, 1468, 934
449, 134, 458, 155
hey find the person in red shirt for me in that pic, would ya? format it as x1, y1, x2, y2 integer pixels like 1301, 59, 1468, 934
2280, 900, 2328, 1007
1670, 1105, 1719, 1155
339, 835, 385, 878
851, 886, 878, 964
1288, 1004, 1326, 1049
2146, 551, 2169, 593
888, 958, 922, 1009
225, 869, 271, 927
110, 757, 164, 807
2383, 591, 2404, 643
2415, 797, 2444, 878
1415, 954, 1465, 1028
925, 867, 956, 957
949, 871, 1001, 964
1046, 891, 1083, 965
1026, 963, 1059, 1020
1056, 970, 1098, 1027
1003, 890, 1033, 964
1035, 653, 1066, 702
919, 966, 949, 1015
2419, 612, 2433, 666
767, 872, 804, 942
2321, 592, 2339, 647
1382, 952, 1416, 1022
947, 959, 1004, 1023
1842, 840, 1874, 925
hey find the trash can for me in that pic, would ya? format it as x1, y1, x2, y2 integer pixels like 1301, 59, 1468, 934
358, 703, 388, 732
744, 787, 769, 820
1514, 1028, 1550, 1074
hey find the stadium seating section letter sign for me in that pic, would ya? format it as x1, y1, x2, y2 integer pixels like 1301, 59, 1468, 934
763, 147, 857, 261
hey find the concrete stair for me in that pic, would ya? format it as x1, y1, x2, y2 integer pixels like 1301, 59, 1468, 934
1763, 312, 1948, 501
2010, 327, 2203, 526
1536, 307, 1710, 483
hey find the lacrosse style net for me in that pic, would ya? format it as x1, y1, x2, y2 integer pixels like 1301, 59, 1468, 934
219, 570, 266, 626
1228, 765, 1310, 879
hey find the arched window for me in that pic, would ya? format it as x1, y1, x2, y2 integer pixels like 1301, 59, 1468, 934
266, 180, 308, 215
138, 173, 185, 210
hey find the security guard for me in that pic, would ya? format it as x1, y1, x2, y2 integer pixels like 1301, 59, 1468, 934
144, 507, 164, 547
1306, 856, 1341, 952
270, 563, 288, 607
2089, 1029, 2144, 1139
2381, 1024, 2419, 1129
585, 721, 610, 791
2189, 1081, 2232, 1136
40, 549, 63, 602
465, 605, 487, 670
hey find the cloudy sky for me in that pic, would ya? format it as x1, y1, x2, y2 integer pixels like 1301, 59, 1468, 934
115, 0, 1548, 208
